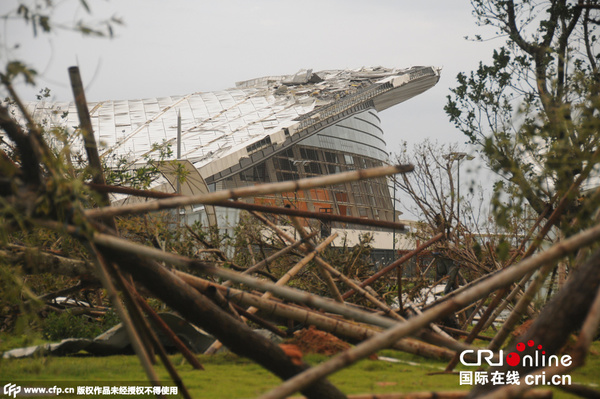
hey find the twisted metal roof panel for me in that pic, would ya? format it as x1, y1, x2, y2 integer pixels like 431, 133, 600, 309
26, 66, 440, 179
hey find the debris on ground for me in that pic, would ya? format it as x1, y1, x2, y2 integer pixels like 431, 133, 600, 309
285, 326, 351, 356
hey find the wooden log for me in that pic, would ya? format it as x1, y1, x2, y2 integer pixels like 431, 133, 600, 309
122, 282, 193, 399
404, 300, 453, 340
309, 256, 406, 322
108, 262, 157, 363
87, 243, 160, 385
469, 250, 600, 399
487, 262, 554, 351
34, 220, 402, 331
32, 220, 498, 358
69, 66, 117, 232
129, 283, 205, 370
444, 290, 505, 372
109, 251, 347, 399
86, 183, 408, 231
222, 233, 316, 287
468, 247, 600, 398
230, 302, 288, 338
205, 233, 338, 355
255, 222, 600, 399
289, 217, 343, 303
437, 326, 492, 342
84, 164, 413, 219
252, 211, 344, 302
175, 270, 457, 361
259, 233, 338, 301
90, 228, 398, 328
0, 246, 94, 278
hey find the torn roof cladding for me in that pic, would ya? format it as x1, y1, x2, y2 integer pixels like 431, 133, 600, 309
28, 66, 440, 180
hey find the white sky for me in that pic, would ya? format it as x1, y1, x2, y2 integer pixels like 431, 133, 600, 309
2, 0, 501, 218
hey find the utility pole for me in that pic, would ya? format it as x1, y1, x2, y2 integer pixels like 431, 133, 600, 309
443, 152, 474, 229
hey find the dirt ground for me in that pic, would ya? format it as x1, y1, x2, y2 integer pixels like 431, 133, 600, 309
285, 325, 351, 356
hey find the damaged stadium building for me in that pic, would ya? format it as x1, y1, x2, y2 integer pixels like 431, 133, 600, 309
29, 66, 440, 261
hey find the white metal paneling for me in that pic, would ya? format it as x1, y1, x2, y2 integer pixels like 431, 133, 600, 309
23, 66, 440, 178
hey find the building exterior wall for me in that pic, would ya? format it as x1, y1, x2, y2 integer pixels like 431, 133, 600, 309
186, 108, 403, 252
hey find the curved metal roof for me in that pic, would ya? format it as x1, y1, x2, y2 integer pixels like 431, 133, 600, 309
26, 66, 440, 180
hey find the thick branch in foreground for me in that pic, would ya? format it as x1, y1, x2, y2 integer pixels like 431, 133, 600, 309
468, 246, 600, 398
255, 222, 600, 399
84, 164, 413, 219
87, 183, 406, 231
108, 249, 346, 399
174, 270, 457, 361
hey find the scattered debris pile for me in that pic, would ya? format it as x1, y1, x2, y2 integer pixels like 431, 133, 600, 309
286, 326, 351, 356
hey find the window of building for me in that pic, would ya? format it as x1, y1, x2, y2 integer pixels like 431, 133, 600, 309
306, 162, 321, 175
324, 152, 338, 164
300, 147, 319, 161
240, 162, 267, 182
282, 148, 295, 158
327, 164, 341, 174
246, 136, 272, 154
276, 157, 295, 172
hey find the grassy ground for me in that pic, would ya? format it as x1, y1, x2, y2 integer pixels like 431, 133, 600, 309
1, 334, 599, 398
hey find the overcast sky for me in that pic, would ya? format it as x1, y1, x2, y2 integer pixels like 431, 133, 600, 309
2, 0, 500, 217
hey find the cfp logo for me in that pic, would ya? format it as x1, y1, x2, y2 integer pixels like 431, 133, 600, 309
3, 383, 21, 398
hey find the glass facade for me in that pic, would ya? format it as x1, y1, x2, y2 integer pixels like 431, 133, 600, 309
216, 109, 396, 229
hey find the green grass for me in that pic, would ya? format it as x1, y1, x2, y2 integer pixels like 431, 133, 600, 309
0, 351, 456, 398
0, 332, 48, 353
1, 338, 599, 398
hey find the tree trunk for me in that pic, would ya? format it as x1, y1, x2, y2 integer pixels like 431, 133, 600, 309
108, 249, 347, 399
175, 270, 456, 360
468, 248, 600, 397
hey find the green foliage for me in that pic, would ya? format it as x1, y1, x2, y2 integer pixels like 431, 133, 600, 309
42, 312, 100, 341
446, 1, 600, 235
495, 239, 511, 262
0, 264, 43, 336
1, 1, 123, 92
12, 1, 122, 38
1, 61, 37, 85
42, 310, 119, 341
104, 141, 174, 190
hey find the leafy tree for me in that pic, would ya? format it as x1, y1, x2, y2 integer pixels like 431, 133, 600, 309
445, 0, 600, 235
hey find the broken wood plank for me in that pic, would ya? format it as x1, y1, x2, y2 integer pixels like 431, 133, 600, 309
84, 164, 414, 220
255, 223, 600, 399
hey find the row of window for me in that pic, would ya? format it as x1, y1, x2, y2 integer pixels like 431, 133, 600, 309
228, 145, 395, 224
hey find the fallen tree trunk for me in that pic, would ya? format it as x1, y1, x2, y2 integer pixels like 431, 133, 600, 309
108, 249, 347, 399
255, 222, 600, 399
175, 270, 457, 361
467, 247, 600, 398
